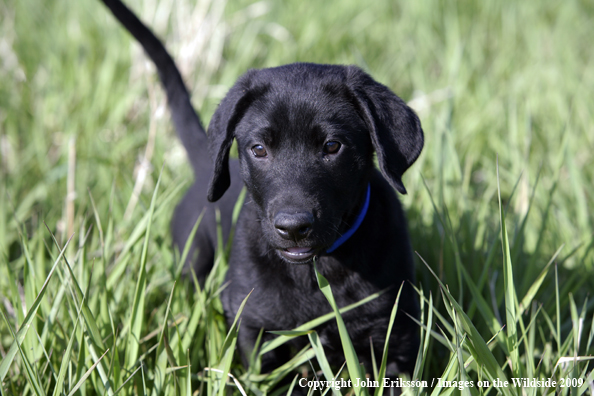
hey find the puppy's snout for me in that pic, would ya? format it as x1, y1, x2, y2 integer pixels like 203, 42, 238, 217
274, 211, 314, 241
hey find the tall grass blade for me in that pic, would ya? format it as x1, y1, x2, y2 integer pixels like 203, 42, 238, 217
0, 309, 45, 396
518, 245, 563, 316
113, 364, 144, 395
412, 291, 432, 396
66, 348, 110, 396
175, 211, 204, 280
374, 284, 403, 396
151, 281, 177, 396
497, 158, 520, 376
555, 265, 563, 354
0, 235, 72, 382
260, 290, 382, 355
51, 301, 83, 396
125, 167, 163, 370
45, 227, 107, 352
307, 331, 340, 396
418, 254, 515, 396
186, 348, 192, 396
285, 374, 300, 396
314, 262, 367, 396
263, 346, 316, 384
113, 182, 186, 267
216, 290, 252, 396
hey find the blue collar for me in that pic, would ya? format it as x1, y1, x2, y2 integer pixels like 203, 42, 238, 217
326, 184, 371, 253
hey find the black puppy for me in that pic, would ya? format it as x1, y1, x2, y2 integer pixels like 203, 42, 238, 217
101, 0, 423, 379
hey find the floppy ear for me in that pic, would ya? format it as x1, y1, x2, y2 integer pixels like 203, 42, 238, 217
206, 71, 262, 202
346, 66, 424, 194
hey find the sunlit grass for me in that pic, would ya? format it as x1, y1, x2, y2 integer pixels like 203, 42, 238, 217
1, 0, 593, 394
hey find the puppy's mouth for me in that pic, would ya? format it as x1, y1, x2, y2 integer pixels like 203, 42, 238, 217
279, 247, 316, 263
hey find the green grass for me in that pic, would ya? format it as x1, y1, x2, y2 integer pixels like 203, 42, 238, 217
1, 0, 594, 394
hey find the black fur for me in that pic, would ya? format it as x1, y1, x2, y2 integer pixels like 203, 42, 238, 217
101, 0, 423, 379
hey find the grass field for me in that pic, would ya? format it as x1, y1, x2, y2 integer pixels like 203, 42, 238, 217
1, 0, 594, 394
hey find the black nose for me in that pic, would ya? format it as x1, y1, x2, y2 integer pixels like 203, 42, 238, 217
274, 211, 314, 241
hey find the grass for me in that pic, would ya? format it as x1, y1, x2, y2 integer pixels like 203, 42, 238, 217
1, 0, 594, 394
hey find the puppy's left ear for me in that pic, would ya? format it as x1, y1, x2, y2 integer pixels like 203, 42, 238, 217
347, 67, 424, 194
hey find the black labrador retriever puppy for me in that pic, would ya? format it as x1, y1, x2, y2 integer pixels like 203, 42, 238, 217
101, 0, 423, 380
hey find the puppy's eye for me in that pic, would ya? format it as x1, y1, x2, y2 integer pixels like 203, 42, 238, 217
251, 144, 268, 157
323, 141, 341, 155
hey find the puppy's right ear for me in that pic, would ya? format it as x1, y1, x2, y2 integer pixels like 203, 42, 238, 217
207, 71, 262, 202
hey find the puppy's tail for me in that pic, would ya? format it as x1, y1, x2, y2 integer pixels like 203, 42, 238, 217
100, 0, 209, 171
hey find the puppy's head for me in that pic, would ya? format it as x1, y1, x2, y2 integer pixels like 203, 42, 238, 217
207, 63, 423, 263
